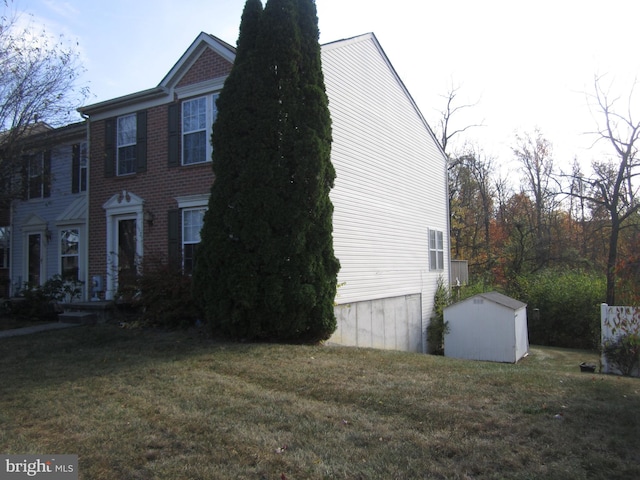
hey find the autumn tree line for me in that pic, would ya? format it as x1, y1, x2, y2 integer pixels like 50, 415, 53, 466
442, 79, 640, 348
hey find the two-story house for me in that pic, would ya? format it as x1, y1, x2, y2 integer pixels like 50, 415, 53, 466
79, 32, 450, 353
79, 33, 233, 303
7, 122, 89, 299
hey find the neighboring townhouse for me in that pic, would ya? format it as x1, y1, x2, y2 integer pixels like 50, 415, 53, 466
7, 122, 89, 299
80, 32, 450, 353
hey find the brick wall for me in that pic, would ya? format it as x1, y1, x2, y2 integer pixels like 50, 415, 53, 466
87, 46, 234, 291
177, 48, 233, 88
88, 102, 216, 288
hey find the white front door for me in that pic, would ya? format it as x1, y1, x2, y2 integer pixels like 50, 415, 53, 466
103, 190, 145, 300
27, 233, 43, 286
117, 217, 138, 295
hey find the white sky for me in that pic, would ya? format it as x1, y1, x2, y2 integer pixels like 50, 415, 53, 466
12, 0, 640, 178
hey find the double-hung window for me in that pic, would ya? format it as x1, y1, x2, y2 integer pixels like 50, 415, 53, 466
429, 229, 444, 271
183, 97, 207, 165
117, 114, 137, 175
26, 152, 50, 200
28, 154, 44, 199
182, 208, 206, 274
72, 142, 87, 193
60, 229, 80, 281
181, 94, 218, 165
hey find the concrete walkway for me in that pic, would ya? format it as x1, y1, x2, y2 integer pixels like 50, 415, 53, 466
0, 322, 82, 339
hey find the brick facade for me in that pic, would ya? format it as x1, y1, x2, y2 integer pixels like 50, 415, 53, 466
177, 48, 233, 88
85, 40, 233, 297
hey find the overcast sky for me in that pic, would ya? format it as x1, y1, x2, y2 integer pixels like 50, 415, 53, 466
12, 0, 640, 178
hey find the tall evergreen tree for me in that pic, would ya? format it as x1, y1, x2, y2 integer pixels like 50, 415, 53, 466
195, 0, 339, 342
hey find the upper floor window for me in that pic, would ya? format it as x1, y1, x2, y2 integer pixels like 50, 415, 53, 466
25, 151, 51, 200
104, 111, 147, 178
117, 114, 137, 175
183, 97, 207, 165
180, 93, 219, 166
429, 229, 444, 271
72, 142, 87, 193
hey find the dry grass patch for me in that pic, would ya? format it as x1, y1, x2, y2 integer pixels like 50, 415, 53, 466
0, 325, 639, 479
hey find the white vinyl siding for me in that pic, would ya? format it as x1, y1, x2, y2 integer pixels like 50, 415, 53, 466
323, 36, 449, 305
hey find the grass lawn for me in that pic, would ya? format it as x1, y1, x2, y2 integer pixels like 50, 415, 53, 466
0, 324, 638, 479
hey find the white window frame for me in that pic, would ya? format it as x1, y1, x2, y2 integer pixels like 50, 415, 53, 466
429, 229, 444, 271
182, 207, 206, 274
176, 194, 209, 273
117, 114, 137, 176
60, 228, 80, 282
181, 93, 218, 166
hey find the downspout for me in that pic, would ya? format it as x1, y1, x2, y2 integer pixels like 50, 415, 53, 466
445, 155, 452, 289
80, 112, 90, 301
8, 199, 15, 296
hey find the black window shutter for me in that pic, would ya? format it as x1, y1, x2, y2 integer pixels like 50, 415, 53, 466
43, 150, 51, 198
136, 110, 147, 173
104, 118, 115, 177
168, 209, 181, 266
71, 144, 80, 194
168, 103, 180, 167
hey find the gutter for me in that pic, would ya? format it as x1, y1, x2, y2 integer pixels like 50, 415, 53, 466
78, 86, 168, 117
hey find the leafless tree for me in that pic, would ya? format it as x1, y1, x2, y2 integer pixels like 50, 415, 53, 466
0, 2, 88, 207
435, 84, 484, 157
564, 75, 640, 304
512, 129, 560, 269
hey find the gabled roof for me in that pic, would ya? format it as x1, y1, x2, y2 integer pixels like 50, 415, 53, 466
79, 32, 235, 117
1, 121, 85, 152
322, 33, 445, 159
78, 30, 443, 163
472, 292, 527, 311
159, 32, 235, 89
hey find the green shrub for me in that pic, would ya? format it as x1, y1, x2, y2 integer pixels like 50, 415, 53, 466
12, 275, 84, 320
603, 333, 640, 376
427, 276, 451, 355
134, 260, 202, 329
514, 269, 605, 349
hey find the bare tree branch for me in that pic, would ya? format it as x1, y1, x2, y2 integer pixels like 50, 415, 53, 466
435, 84, 485, 155
0, 3, 89, 206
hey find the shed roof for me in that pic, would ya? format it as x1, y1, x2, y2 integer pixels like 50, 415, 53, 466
474, 291, 526, 310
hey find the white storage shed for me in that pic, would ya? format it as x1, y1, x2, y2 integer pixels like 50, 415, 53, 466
444, 292, 529, 363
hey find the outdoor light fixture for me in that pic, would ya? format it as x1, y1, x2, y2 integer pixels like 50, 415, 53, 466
144, 210, 155, 226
